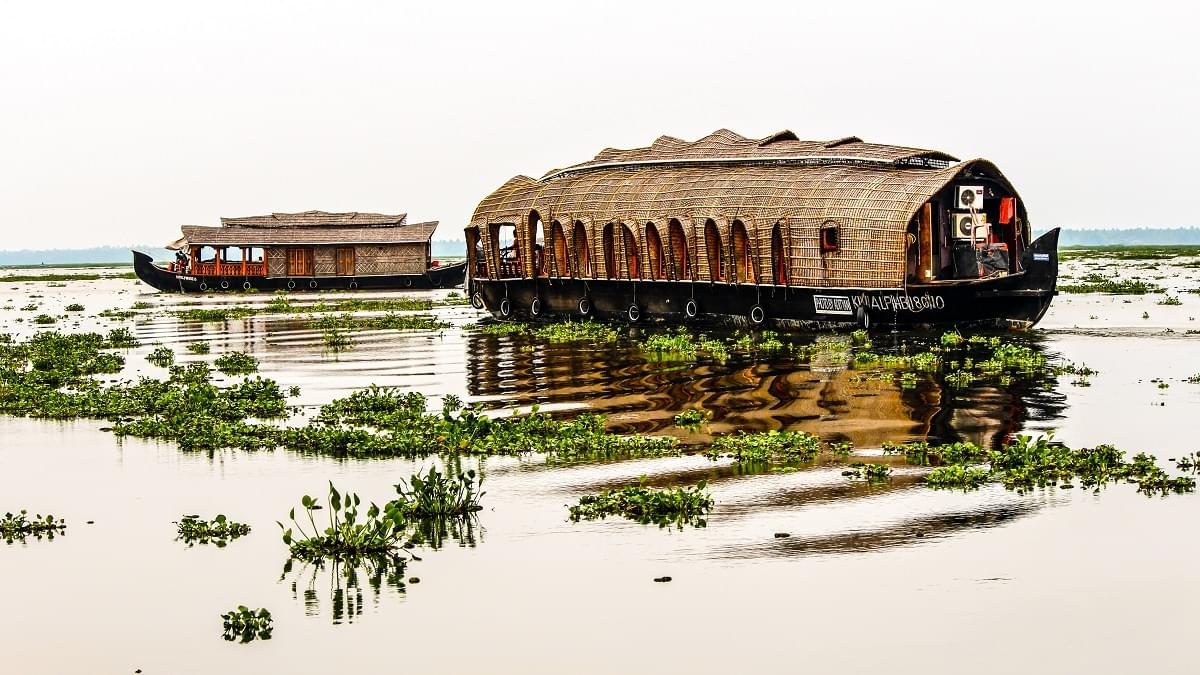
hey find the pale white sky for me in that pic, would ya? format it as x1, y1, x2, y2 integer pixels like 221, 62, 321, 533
1, 0, 1195, 249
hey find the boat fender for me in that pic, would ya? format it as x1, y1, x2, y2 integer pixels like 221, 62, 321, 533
220, 280, 229, 290
578, 297, 591, 316
287, 280, 296, 290
856, 305, 870, 330
471, 292, 485, 310
749, 305, 765, 325
627, 304, 641, 323
499, 297, 512, 318
242, 282, 252, 291
530, 297, 542, 317
349, 281, 358, 290
684, 299, 699, 319
199, 282, 208, 292
309, 280, 318, 290
405, 278, 413, 288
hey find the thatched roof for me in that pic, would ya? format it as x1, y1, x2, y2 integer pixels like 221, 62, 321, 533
220, 210, 407, 228
544, 128, 958, 179
181, 220, 437, 246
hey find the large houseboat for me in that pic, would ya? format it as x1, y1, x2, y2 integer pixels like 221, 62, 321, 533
134, 210, 466, 292
465, 129, 1058, 329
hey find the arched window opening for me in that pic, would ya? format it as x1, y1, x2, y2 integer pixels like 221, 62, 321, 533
602, 223, 617, 280
529, 211, 545, 277
550, 221, 569, 277
668, 219, 690, 280
732, 220, 755, 283
771, 222, 788, 285
494, 223, 520, 278
466, 227, 486, 278
704, 219, 725, 282
573, 221, 591, 278
621, 224, 639, 279
645, 224, 665, 280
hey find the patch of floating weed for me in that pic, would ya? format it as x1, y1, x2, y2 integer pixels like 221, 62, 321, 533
64, 303, 84, 312
174, 307, 258, 322
706, 429, 821, 464
393, 467, 484, 517
280, 482, 409, 562
214, 351, 259, 375
1, 510, 66, 543
673, 409, 712, 432
106, 327, 139, 348
842, 462, 891, 482
131, 301, 153, 310
221, 606, 273, 643
176, 514, 251, 547
322, 328, 354, 351
1158, 295, 1182, 306
186, 341, 210, 354
33, 314, 56, 325
1058, 273, 1165, 294
641, 327, 730, 362
568, 478, 713, 529
307, 313, 448, 332
530, 319, 618, 343
98, 308, 136, 320
146, 345, 174, 367
20, 302, 38, 311
888, 435, 1194, 496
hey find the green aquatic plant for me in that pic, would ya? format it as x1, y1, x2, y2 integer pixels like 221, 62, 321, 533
673, 409, 712, 432
131, 301, 153, 310
20, 302, 38, 311
1058, 273, 1165, 294
146, 345, 174, 367
279, 482, 409, 562
64, 303, 84, 312
106, 327, 139, 348
641, 327, 729, 362
925, 464, 992, 490
850, 329, 872, 347
186, 341, 211, 354
568, 478, 713, 529
98, 308, 136, 320
307, 313, 448, 332
214, 351, 259, 375
531, 319, 619, 343
174, 307, 258, 322
221, 606, 273, 643
706, 429, 821, 464
1, 510, 66, 543
940, 331, 964, 347
392, 467, 484, 517
322, 328, 354, 351
475, 322, 527, 336
1157, 295, 1182, 306
883, 440, 988, 466
842, 462, 891, 482
175, 514, 251, 546
828, 440, 854, 457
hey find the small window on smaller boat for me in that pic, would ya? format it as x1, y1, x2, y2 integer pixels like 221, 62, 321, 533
820, 221, 840, 253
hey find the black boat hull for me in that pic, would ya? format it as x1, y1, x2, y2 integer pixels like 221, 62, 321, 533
132, 251, 466, 293
471, 229, 1059, 329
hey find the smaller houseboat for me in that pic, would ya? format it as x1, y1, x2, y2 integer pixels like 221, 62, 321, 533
133, 210, 465, 292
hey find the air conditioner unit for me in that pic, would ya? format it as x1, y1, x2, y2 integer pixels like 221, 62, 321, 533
955, 185, 985, 211
951, 211, 988, 239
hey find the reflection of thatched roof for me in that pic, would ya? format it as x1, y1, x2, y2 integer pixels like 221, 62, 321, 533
220, 210, 407, 228
180, 221, 437, 246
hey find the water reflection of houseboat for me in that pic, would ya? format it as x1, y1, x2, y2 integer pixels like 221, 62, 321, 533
463, 332, 1064, 450
134, 210, 465, 292
466, 130, 1058, 329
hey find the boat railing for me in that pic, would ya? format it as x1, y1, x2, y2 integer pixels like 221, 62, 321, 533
191, 262, 267, 277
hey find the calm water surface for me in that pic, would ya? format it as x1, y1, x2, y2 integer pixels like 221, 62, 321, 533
2, 259, 1200, 674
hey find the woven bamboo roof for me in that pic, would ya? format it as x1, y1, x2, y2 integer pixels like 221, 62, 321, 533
181, 220, 437, 246
220, 210, 407, 228
544, 129, 958, 179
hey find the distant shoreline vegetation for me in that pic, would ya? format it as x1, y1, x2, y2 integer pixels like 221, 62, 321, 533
3, 232, 1199, 266
0, 240, 469, 267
